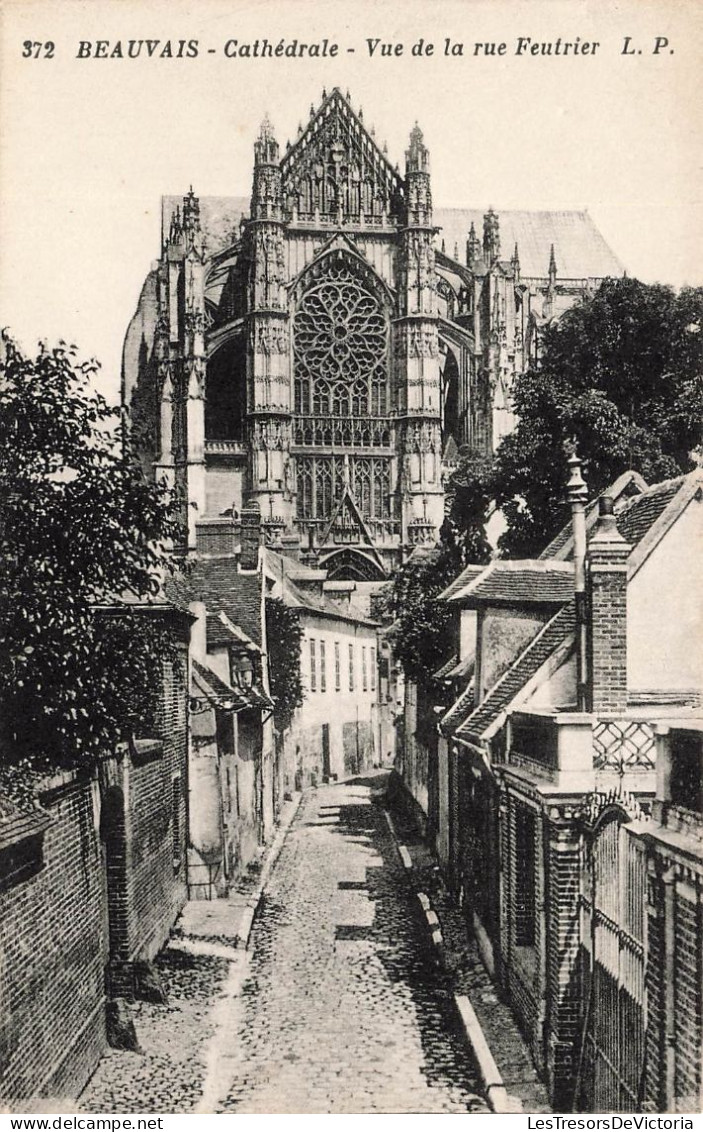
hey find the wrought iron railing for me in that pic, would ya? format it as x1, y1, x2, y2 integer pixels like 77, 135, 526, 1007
592, 719, 655, 774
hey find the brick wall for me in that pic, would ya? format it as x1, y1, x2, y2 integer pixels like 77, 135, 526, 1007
545, 819, 582, 1109
0, 773, 107, 1104
113, 650, 189, 980
0, 624, 190, 1103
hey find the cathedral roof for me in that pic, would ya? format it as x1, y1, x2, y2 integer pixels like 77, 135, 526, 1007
161, 197, 623, 286
434, 209, 624, 280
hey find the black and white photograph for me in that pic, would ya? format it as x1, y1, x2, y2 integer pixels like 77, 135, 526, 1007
1, 0, 702, 1119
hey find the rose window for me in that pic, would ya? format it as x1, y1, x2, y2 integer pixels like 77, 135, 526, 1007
294, 259, 389, 417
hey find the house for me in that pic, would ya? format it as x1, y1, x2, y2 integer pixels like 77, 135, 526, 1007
265, 549, 382, 785
185, 502, 277, 898
412, 462, 702, 1111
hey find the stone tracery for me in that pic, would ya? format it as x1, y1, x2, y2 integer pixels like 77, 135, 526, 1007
293, 257, 389, 418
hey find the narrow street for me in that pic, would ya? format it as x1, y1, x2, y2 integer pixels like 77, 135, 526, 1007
220, 777, 486, 1113
81, 776, 487, 1114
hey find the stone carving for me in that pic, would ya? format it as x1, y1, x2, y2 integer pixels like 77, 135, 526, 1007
253, 322, 289, 355
404, 420, 437, 455
408, 324, 438, 358
280, 90, 402, 223
251, 418, 291, 451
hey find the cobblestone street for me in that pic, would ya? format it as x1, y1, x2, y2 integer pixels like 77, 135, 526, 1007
219, 777, 486, 1113
81, 777, 487, 1114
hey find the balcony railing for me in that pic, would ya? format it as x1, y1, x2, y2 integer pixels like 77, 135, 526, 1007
204, 439, 247, 457
295, 517, 400, 544
293, 416, 394, 450
593, 719, 655, 773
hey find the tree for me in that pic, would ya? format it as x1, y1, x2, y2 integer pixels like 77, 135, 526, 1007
265, 597, 304, 733
493, 278, 703, 556
388, 546, 459, 686
441, 448, 495, 565
0, 335, 182, 766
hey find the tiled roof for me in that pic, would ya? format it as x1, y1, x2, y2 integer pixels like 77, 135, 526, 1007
192, 658, 246, 711
456, 602, 577, 743
447, 652, 476, 681
454, 560, 574, 607
206, 611, 260, 652
538, 470, 658, 561
615, 475, 688, 548
162, 571, 195, 614
434, 654, 459, 680
434, 208, 624, 280
439, 563, 487, 601
192, 657, 272, 712
190, 557, 263, 645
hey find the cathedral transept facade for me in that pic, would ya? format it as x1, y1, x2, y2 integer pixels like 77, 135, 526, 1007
123, 88, 622, 577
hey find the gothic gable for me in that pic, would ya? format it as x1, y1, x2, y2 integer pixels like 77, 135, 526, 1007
290, 234, 392, 304
280, 88, 404, 224
321, 484, 378, 551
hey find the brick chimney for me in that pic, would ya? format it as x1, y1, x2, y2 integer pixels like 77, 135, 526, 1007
587, 496, 631, 713
239, 501, 261, 573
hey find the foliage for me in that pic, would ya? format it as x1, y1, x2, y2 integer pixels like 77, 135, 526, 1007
388, 547, 459, 686
441, 449, 495, 565
265, 597, 304, 732
0, 335, 182, 766
493, 278, 703, 556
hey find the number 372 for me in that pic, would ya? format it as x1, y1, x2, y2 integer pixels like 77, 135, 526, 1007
22, 41, 55, 58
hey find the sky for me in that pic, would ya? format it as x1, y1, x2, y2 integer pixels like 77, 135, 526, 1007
1, 0, 702, 403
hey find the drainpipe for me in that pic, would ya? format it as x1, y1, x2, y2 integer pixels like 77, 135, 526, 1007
566, 453, 588, 711
662, 866, 677, 1111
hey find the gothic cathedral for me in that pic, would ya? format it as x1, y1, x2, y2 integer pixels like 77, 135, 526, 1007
123, 88, 622, 578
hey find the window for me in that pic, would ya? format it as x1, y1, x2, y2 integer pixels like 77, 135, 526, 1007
335, 641, 341, 692
320, 640, 327, 693
293, 255, 389, 419
514, 803, 537, 947
348, 643, 354, 692
370, 647, 377, 692
310, 639, 317, 692
362, 647, 367, 692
